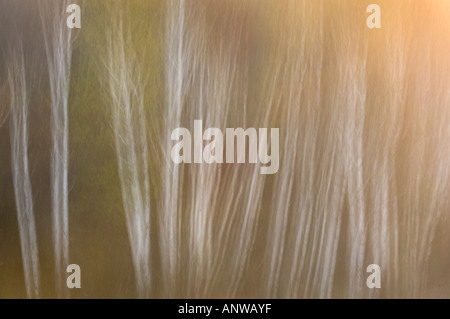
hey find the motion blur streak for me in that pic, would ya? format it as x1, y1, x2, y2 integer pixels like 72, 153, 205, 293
7, 43, 40, 299
39, 0, 75, 298
105, 5, 152, 298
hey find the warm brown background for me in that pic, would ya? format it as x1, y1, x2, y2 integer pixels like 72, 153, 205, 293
0, 0, 449, 298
